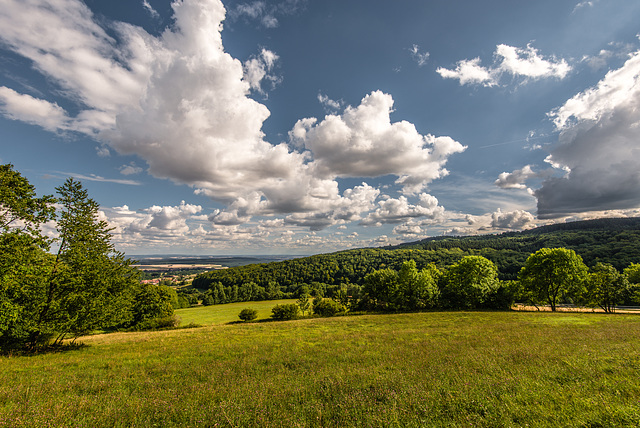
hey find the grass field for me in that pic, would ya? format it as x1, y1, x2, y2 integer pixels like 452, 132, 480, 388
174, 299, 297, 326
2, 310, 640, 427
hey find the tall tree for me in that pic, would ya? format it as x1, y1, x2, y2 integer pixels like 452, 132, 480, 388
0, 164, 56, 349
37, 178, 140, 344
518, 248, 588, 311
395, 260, 440, 310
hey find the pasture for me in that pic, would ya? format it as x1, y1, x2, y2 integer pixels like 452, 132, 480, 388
1, 310, 640, 427
174, 299, 297, 326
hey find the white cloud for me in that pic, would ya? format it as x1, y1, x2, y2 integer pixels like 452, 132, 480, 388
0, 87, 71, 132
317, 93, 343, 112
361, 193, 445, 226
230, 0, 304, 28
96, 145, 111, 157
437, 43, 571, 87
0, 0, 150, 134
410, 44, 430, 67
496, 44, 570, 80
495, 165, 539, 189
437, 57, 495, 86
490, 208, 535, 230
537, 49, 640, 218
119, 162, 143, 176
142, 0, 160, 19
243, 48, 281, 94
0, 0, 463, 235
58, 172, 141, 186
290, 91, 466, 195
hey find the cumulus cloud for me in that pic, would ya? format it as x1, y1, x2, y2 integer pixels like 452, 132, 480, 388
243, 48, 281, 94
437, 57, 495, 86
290, 91, 466, 194
490, 208, 535, 230
361, 193, 445, 226
437, 43, 571, 86
0, 0, 464, 235
537, 50, 640, 218
495, 165, 543, 190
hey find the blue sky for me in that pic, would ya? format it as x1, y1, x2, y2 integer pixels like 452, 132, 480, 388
1, 0, 640, 255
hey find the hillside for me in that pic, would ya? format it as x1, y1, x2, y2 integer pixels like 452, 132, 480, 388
193, 217, 640, 290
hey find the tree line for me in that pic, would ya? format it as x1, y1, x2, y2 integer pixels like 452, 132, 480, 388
0, 165, 174, 352
193, 246, 640, 313
234, 249, 640, 322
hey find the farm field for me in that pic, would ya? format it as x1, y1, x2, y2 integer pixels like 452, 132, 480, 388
1, 311, 640, 427
174, 299, 298, 326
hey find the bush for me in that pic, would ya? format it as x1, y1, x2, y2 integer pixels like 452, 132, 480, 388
133, 315, 178, 331
313, 299, 344, 317
271, 304, 299, 321
238, 308, 258, 322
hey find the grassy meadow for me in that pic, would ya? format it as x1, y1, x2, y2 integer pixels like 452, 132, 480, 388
2, 310, 640, 427
174, 299, 297, 326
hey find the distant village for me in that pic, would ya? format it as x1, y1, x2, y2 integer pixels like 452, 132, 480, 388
135, 263, 227, 286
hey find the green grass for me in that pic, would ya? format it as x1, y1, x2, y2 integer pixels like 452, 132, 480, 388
2, 311, 640, 427
175, 299, 297, 326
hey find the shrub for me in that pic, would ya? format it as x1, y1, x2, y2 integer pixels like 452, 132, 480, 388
133, 315, 179, 331
239, 308, 258, 322
271, 304, 299, 320
313, 299, 344, 317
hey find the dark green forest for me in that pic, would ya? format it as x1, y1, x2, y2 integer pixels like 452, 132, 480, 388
193, 217, 640, 292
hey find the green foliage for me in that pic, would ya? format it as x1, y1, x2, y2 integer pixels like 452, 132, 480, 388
1, 166, 173, 351
587, 263, 629, 313
625, 263, 640, 285
519, 248, 589, 311
0, 164, 56, 241
193, 218, 640, 298
238, 308, 258, 322
440, 256, 500, 309
296, 294, 311, 315
127, 283, 175, 329
313, 298, 344, 317
396, 260, 440, 310
271, 303, 300, 320
362, 267, 398, 310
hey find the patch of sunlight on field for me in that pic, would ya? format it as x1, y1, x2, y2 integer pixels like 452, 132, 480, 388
524, 312, 604, 326
174, 299, 297, 326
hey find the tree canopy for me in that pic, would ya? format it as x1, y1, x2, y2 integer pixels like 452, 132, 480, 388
0, 165, 175, 352
519, 248, 589, 311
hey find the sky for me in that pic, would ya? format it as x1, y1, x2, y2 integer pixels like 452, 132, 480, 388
1, 0, 640, 255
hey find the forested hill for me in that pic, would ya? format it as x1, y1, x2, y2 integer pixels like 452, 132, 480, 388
192, 217, 640, 290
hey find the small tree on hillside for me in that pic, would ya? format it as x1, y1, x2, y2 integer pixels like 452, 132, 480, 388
297, 293, 311, 315
271, 303, 299, 320
239, 308, 258, 322
519, 248, 588, 311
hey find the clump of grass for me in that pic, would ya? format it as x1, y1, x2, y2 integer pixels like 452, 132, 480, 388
1, 311, 640, 427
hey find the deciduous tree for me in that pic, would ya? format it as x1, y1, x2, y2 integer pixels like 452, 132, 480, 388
518, 248, 588, 311
587, 263, 628, 313
440, 256, 499, 309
